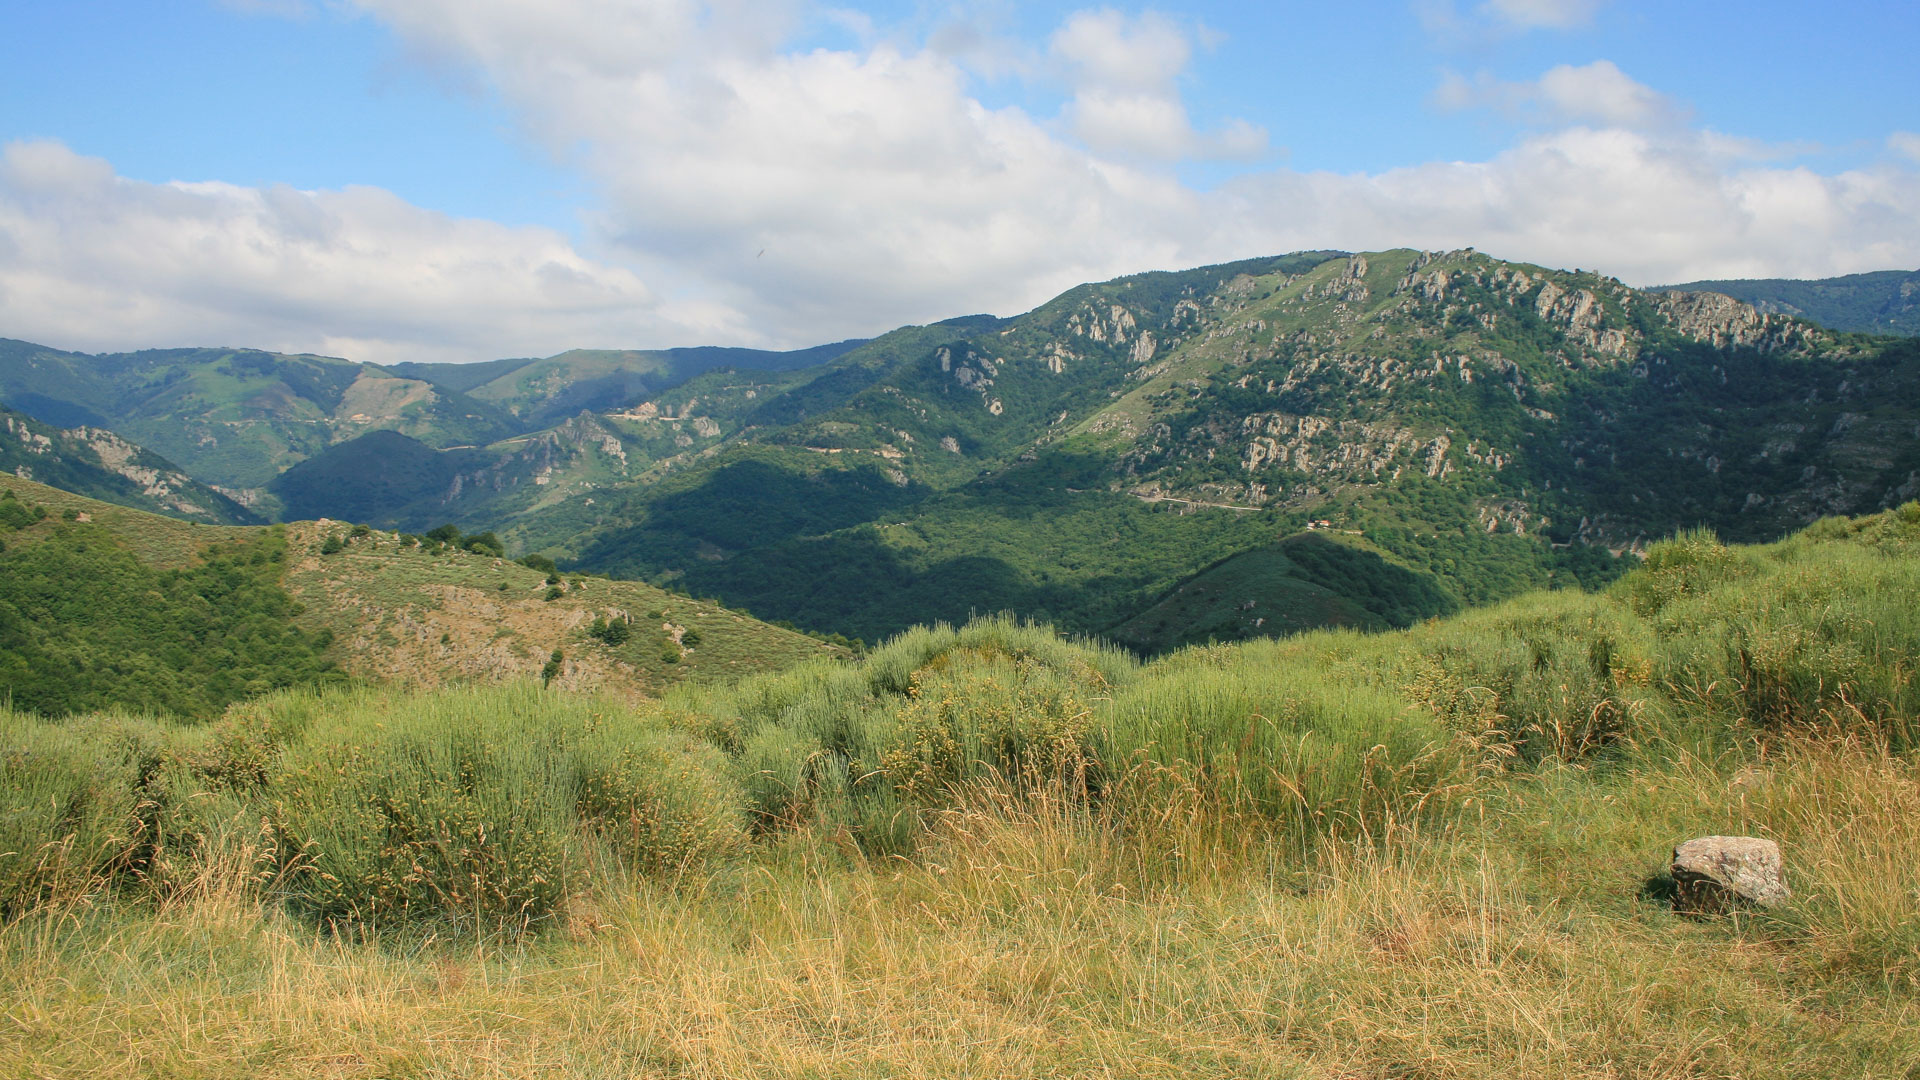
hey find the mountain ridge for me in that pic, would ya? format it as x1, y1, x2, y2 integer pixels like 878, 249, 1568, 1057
7, 250, 1918, 652
1650, 268, 1920, 336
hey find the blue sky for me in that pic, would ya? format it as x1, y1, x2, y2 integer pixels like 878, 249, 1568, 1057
1, 1, 1916, 363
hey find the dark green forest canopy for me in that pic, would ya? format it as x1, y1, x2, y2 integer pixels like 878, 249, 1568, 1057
0, 494, 340, 718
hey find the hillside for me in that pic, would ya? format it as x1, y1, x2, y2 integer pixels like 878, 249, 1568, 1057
1651, 268, 1920, 336
4, 506, 1917, 1075
536, 249, 1918, 647
390, 339, 868, 428
0, 475, 840, 716
279, 518, 845, 701
0, 339, 518, 506
0, 404, 258, 525
0, 477, 332, 717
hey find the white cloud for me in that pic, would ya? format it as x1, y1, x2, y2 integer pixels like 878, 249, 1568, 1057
1220, 126, 1920, 285
330, 0, 1263, 343
0, 140, 735, 365
1890, 132, 1920, 164
1050, 9, 1192, 90
1436, 61, 1680, 130
8, 4, 1918, 364
1048, 9, 1269, 161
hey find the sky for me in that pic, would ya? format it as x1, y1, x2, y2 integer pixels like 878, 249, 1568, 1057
1, 0, 1916, 365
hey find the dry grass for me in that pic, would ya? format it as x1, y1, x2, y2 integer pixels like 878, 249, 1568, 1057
3, 742, 1914, 1079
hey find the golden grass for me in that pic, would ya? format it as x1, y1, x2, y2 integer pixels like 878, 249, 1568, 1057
3, 742, 1914, 1079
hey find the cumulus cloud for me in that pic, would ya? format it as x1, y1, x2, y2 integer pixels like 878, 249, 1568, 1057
0, 140, 734, 364
1219, 126, 1920, 285
1436, 60, 1682, 130
1049, 9, 1269, 160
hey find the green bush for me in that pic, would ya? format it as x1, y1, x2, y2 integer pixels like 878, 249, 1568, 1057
0, 710, 163, 917
574, 728, 745, 879
878, 647, 1096, 804
1393, 590, 1657, 762
263, 685, 745, 933
1099, 656, 1464, 855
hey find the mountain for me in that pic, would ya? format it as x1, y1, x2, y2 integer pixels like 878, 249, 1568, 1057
0, 404, 259, 525
534, 248, 1918, 647
22, 248, 1919, 654
1649, 269, 1920, 336
0, 340, 519, 508
388, 339, 868, 429
0, 473, 841, 716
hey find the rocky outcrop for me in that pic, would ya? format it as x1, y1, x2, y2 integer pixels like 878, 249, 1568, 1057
1655, 291, 1803, 351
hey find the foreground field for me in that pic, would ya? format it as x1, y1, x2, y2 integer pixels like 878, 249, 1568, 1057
4, 744, 1916, 1078
3, 506, 1918, 1076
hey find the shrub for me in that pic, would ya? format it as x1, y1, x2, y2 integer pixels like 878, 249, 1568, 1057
1099, 655, 1465, 856
318, 534, 343, 555
878, 647, 1096, 805
574, 728, 745, 879
0, 710, 163, 917
265, 685, 745, 933
1615, 528, 1753, 616
1394, 591, 1656, 763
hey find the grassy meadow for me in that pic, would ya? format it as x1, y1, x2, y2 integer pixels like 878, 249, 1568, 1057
2, 505, 1918, 1076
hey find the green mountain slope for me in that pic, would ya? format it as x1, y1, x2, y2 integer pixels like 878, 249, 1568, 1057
392, 340, 868, 429
0, 339, 519, 504
0, 474, 840, 716
0, 477, 335, 717
28, 249, 1916, 656
541, 249, 1917, 649
0, 404, 259, 525
1650, 268, 1920, 336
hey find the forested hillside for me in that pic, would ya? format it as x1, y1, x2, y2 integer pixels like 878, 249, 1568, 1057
0, 476, 839, 717
1652, 268, 1920, 336
0, 404, 258, 525
0, 483, 333, 716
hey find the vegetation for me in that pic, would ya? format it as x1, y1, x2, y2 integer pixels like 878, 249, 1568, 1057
0, 340, 517, 493
0, 404, 258, 525
275, 516, 843, 698
2, 507, 1916, 1073
526, 249, 1906, 652
1652, 267, 1920, 335
0, 490, 339, 718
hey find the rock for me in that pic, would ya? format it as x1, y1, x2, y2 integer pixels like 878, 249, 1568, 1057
1670, 836, 1789, 913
